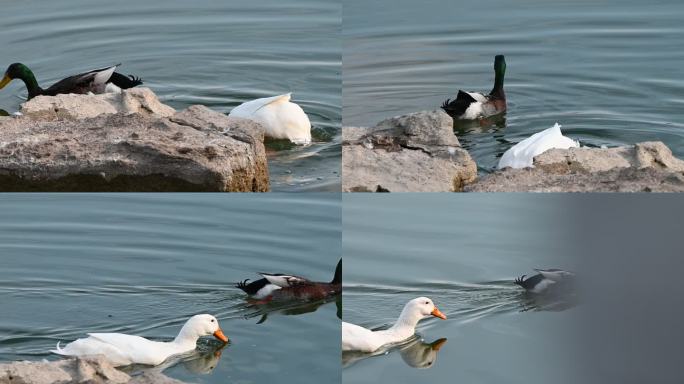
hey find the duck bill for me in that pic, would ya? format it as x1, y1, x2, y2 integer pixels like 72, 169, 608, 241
431, 307, 447, 320
213, 329, 228, 343
430, 338, 448, 351
0, 75, 11, 89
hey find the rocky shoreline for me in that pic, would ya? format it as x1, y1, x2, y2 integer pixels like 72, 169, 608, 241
342, 110, 684, 192
0, 88, 269, 192
0, 357, 185, 384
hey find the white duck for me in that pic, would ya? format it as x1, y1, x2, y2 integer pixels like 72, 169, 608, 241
229, 93, 311, 145
342, 297, 447, 353
51, 314, 228, 367
498, 123, 579, 169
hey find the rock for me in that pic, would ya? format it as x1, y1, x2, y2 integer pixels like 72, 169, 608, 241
0, 90, 269, 192
342, 110, 477, 192
467, 141, 684, 192
20, 88, 176, 121
0, 356, 187, 384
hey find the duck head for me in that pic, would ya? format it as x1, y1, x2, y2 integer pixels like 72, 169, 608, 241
1, 63, 28, 89
1, 63, 41, 99
406, 297, 447, 320
176, 314, 228, 344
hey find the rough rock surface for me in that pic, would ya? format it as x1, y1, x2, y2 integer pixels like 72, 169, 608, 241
20, 88, 176, 121
467, 141, 684, 192
0, 89, 269, 191
342, 110, 477, 192
0, 357, 186, 384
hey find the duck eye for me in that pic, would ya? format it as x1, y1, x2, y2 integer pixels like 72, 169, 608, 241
425, 301, 429, 305
211, 319, 215, 322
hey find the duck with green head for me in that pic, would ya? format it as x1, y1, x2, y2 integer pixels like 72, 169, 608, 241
441, 55, 507, 120
0, 63, 143, 100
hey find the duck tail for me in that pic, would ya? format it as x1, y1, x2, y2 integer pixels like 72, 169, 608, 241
514, 274, 526, 287
331, 259, 342, 284
50, 341, 65, 355
108, 72, 143, 89
235, 279, 251, 293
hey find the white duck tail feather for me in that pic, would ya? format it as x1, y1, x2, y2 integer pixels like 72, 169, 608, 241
230, 93, 292, 116
51, 341, 66, 355
498, 123, 579, 169
92, 65, 119, 86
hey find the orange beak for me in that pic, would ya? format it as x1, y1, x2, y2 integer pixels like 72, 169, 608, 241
430, 338, 448, 351
431, 307, 447, 320
213, 329, 228, 343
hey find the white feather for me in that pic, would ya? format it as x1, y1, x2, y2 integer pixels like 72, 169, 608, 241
50, 314, 225, 367
92, 65, 118, 86
498, 123, 579, 169
229, 93, 311, 145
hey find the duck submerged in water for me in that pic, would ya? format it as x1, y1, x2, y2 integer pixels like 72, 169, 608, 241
50, 314, 227, 367
0, 63, 143, 100
228, 93, 312, 145
342, 297, 447, 353
514, 268, 576, 294
441, 55, 507, 120
236, 259, 341, 301
498, 123, 579, 169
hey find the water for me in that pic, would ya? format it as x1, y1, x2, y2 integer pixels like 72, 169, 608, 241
343, 0, 684, 172
0, 194, 341, 383
342, 194, 582, 383
0, 0, 341, 191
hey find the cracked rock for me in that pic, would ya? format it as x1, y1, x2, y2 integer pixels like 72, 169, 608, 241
342, 110, 477, 192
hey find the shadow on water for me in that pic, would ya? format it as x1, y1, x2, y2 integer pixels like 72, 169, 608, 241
342, 279, 577, 369
343, 336, 448, 370
122, 340, 227, 377
235, 293, 342, 324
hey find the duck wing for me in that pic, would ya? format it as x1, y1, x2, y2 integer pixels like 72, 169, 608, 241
230, 93, 292, 117
88, 333, 168, 366
44, 64, 119, 96
259, 273, 309, 288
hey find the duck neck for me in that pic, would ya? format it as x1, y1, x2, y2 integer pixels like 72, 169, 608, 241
17, 67, 42, 100
490, 62, 505, 99
331, 260, 341, 284
388, 307, 423, 339
173, 323, 200, 348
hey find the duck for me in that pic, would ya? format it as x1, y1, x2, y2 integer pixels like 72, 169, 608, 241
50, 314, 228, 367
0, 63, 143, 100
498, 123, 579, 169
228, 93, 311, 145
236, 259, 341, 301
342, 297, 447, 353
441, 55, 507, 120
515, 268, 576, 294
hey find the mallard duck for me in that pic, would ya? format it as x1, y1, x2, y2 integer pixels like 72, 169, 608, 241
342, 297, 447, 353
228, 93, 312, 145
498, 123, 579, 169
0, 63, 143, 100
441, 55, 507, 120
236, 259, 341, 301
515, 269, 576, 293
50, 314, 227, 367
